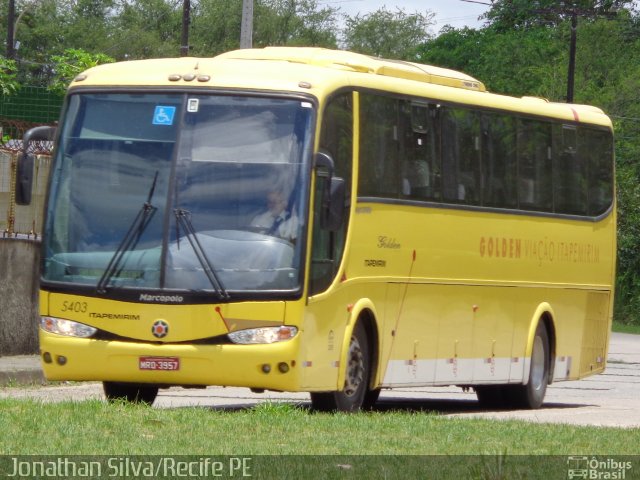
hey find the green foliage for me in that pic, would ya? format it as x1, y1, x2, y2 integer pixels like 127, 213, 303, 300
484, 0, 634, 32
254, 0, 339, 49
49, 48, 114, 94
614, 158, 640, 324
109, 0, 183, 59
418, 25, 566, 98
0, 1, 344, 73
612, 321, 640, 334
190, 0, 243, 56
0, 56, 19, 96
343, 7, 435, 59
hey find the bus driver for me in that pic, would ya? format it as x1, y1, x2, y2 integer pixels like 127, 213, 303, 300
250, 189, 298, 242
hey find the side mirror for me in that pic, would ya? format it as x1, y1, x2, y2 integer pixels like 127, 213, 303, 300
314, 150, 334, 177
16, 125, 56, 205
314, 151, 346, 231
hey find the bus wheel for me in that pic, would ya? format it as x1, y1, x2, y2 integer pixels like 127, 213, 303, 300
507, 322, 550, 409
310, 322, 370, 412
103, 382, 159, 405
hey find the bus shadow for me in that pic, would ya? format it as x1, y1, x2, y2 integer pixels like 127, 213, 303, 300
370, 397, 593, 414
167, 395, 593, 415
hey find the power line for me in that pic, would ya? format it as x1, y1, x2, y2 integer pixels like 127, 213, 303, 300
460, 0, 492, 5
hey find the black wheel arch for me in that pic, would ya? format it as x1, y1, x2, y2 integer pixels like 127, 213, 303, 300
539, 312, 556, 385
356, 308, 380, 390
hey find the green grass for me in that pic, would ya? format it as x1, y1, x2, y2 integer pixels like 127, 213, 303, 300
0, 399, 637, 456
612, 321, 640, 335
0, 400, 636, 478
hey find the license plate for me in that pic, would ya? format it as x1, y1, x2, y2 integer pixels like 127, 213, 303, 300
139, 356, 180, 371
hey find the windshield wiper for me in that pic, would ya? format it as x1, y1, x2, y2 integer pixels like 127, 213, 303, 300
174, 208, 230, 300
96, 172, 159, 294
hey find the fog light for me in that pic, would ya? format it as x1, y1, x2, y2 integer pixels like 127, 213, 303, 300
57, 355, 67, 366
261, 364, 271, 374
278, 362, 289, 373
42, 352, 52, 364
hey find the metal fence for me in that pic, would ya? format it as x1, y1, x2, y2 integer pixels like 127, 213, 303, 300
0, 86, 61, 237
0, 86, 63, 124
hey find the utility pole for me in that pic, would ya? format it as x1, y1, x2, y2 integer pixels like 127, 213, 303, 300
240, 0, 253, 49
567, 12, 578, 104
7, 0, 15, 59
531, 5, 616, 104
180, 0, 190, 57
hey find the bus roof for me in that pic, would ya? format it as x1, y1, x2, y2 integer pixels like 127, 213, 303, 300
71, 47, 611, 128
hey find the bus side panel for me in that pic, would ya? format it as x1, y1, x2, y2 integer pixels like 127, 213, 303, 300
379, 284, 610, 387
347, 202, 614, 388
381, 283, 515, 387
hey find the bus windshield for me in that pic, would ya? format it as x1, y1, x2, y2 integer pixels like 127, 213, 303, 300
42, 92, 314, 297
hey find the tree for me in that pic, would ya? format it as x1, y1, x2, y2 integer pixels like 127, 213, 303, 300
343, 7, 435, 60
0, 57, 19, 96
483, 0, 634, 32
49, 48, 114, 94
0, 0, 118, 83
190, 0, 339, 55
109, 0, 182, 59
253, 0, 339, 48
417, 25, 565, 98
190, 0, 243, 56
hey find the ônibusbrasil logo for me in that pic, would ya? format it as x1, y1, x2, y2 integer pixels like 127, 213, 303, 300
567, 457, 632, 479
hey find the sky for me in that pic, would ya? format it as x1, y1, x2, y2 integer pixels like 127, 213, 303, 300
321, 0, 492, 33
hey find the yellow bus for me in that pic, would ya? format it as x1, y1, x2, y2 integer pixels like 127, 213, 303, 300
20, 47, 615, 411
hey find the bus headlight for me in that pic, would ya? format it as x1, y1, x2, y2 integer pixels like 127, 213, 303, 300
228, 326, 298, 345
40, 316, 97, 338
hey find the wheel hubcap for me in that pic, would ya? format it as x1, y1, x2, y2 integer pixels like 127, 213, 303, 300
530, 336, 545, 392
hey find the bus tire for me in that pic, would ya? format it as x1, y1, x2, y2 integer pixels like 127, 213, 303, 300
310, 322, 370, 412
103, 382, 159, 405
507, 322, 550, 409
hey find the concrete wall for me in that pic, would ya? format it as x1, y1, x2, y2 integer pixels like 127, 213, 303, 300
0, 238, 40, 355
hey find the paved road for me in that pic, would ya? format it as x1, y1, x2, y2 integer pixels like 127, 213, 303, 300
1, 333, 639, 427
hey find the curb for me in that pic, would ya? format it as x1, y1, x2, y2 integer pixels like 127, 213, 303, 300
0, 369, 45, 386
0, 355, 44, 387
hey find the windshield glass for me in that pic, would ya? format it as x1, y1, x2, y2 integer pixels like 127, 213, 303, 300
43, 93, 314, 297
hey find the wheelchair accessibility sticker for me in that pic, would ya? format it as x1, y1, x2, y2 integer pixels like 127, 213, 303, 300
153, 106, 176, 125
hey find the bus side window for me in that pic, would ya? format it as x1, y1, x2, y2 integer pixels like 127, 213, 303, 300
518, 119, 553, 211
441, 107, 481, 205
358, 93, 401, 198
310, 92, 353, 295
585, 128, 613, 216
553, 124, 586, 215
481, 113, 517, 208
402, 103, 441, 201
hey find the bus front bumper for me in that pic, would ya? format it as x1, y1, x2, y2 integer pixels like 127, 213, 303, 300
39, 330, 302, 391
